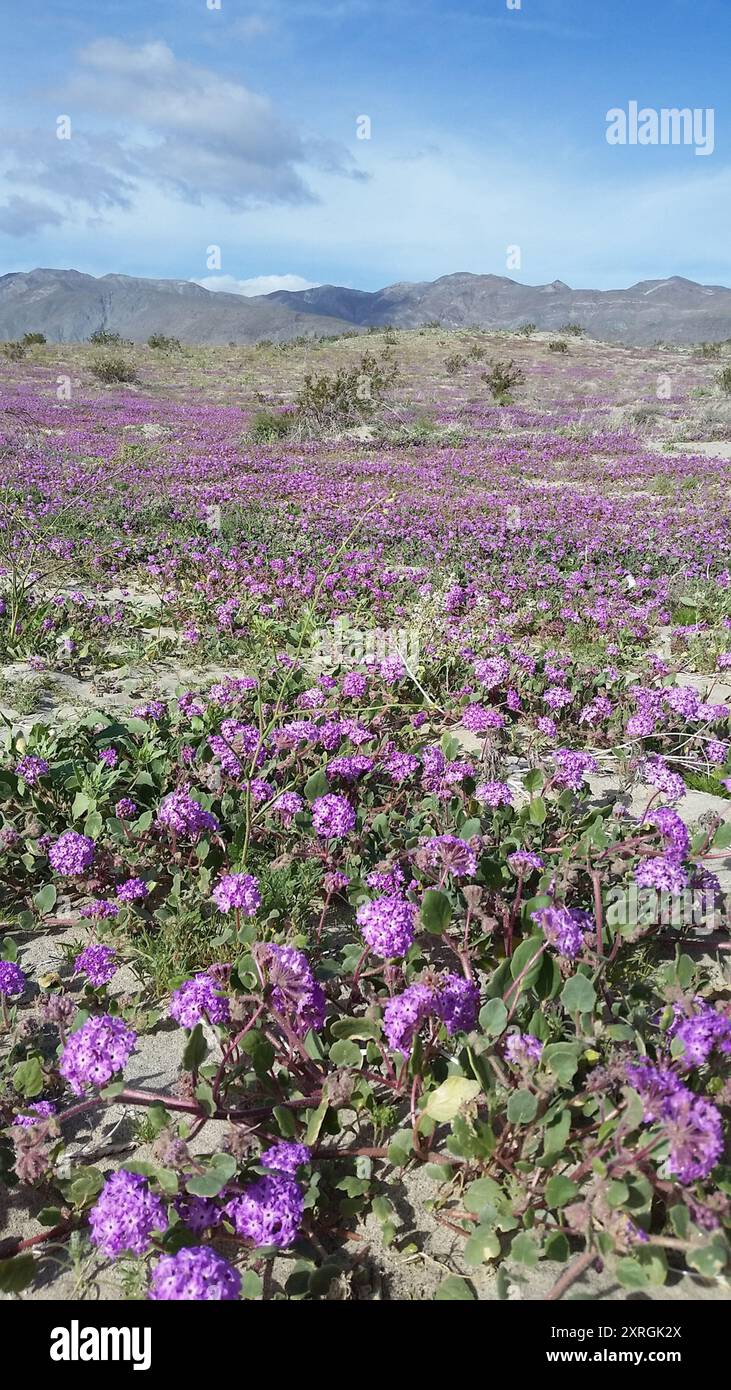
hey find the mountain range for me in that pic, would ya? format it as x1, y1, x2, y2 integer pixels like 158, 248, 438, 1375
1, 267, 731, 347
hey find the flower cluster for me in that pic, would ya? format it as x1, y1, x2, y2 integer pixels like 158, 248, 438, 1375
74, 944, 118, 987
148, 1246, 240, 1301
59, 1014, 137, 1094
89, 1170, 166, 1256
48, 831, 95, 876
212, 872, 261, 916
170, 971, 230, 1028
357, 895, 416, 958
225, 1172, 304, 1248
156, 790, 218, 839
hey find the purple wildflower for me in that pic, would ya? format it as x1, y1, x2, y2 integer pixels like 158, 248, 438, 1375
170, 972, 230, 1028
357, 895, 416, 958
212, 873, 261, 916
89, 1170, 166, 1256
149, 1246, 240, 1301
48, 831, 95, 876
74, 944, 118, 987
59, 1014, 137, 1095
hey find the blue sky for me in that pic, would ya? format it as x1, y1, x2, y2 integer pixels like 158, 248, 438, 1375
1, 0, 730, 292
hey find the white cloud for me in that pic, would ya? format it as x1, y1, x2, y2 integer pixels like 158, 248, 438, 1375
195, 273, 321, 296
0, 39, 362, 236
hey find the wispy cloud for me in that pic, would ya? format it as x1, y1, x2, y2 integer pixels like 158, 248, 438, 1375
0, 38, 362, 236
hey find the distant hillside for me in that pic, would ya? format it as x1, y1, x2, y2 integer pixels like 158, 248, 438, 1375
267, 272, 731, 346
0, 269, 355, 345
2, 267, 731, 346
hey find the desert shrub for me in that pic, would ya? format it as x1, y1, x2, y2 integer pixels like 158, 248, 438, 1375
295, 350, 398, 432
559, 322, 583, 336
444, 354, 465, 375
21, 332, 46, 346
249, 410, 293, 443
482, 358, 525, 404
698, 341, 722, 359
467, 343, 486, 360
549, 339, 569, 354
89, 353, 138, 384
517, 322, 536, 338
89, 329, 132, 348
2, 341, 27, 361
716, 366, 731, 395
630, 404, 661, 427
147, 333, 182, 351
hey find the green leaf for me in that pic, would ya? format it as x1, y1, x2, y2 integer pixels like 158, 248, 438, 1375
241, 1270, 263, 1299
12, 1056, 44, 1098
240, 1029, 275, 1075
606, 1179, 629, 1208
330, 1016, 381, 1042
542, 1043, 580, 1086
510, 1232, 540, 1266
464, 1225, 501, 1265
33, 883, 57, 915
507, 1089, 538, 1125
59, 1166, 105, 1208
528, 796, 547, 825
615, 1257, 649, 1290
464, 1176, 508, 1215
479, 997, 508, 1037
182, 1023, 208, 1072
387, 1131, 413, 1167
545, 1175, 578, 1208
509, 935, 545, 994
687, 1236, 727, 1278
435, 1275, 476, 1300
37, 1207, 63, 1227
84, 810, 103, 839
186, 1172, 230, 1198
0, 1254, 35, 1294
194, 1080, 216, 1116
304, 769, 329, 802
712, 821, 731, 850
542, 1108, 571, 1155
420, 888, 452, 936
273, 1105, 297, 1138
560, 974, 596, 1015
425, 1076, 481, 1122
71, 791, 90, 819
304, 1096, 329, 1146
544, 1232, 569, 1262
328, 1039, 362, 1068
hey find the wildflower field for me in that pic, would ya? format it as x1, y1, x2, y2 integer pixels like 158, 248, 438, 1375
1, 325, 730, 1303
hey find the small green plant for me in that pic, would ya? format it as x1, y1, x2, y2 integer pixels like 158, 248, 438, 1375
716, 365, 731, 395
444, 354, 465, 375
89, 329, 132, 347
482, 358, 525, 404
517, 322, 536, 338
89, 354, 138, 384
549, 339, 569, 354
147, 333, 182, 351
698, 341, 722, 359
559, 322, 583, 337
21, 332, 46, 346
249, 410, 293, 443
2, 341, 27, 361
